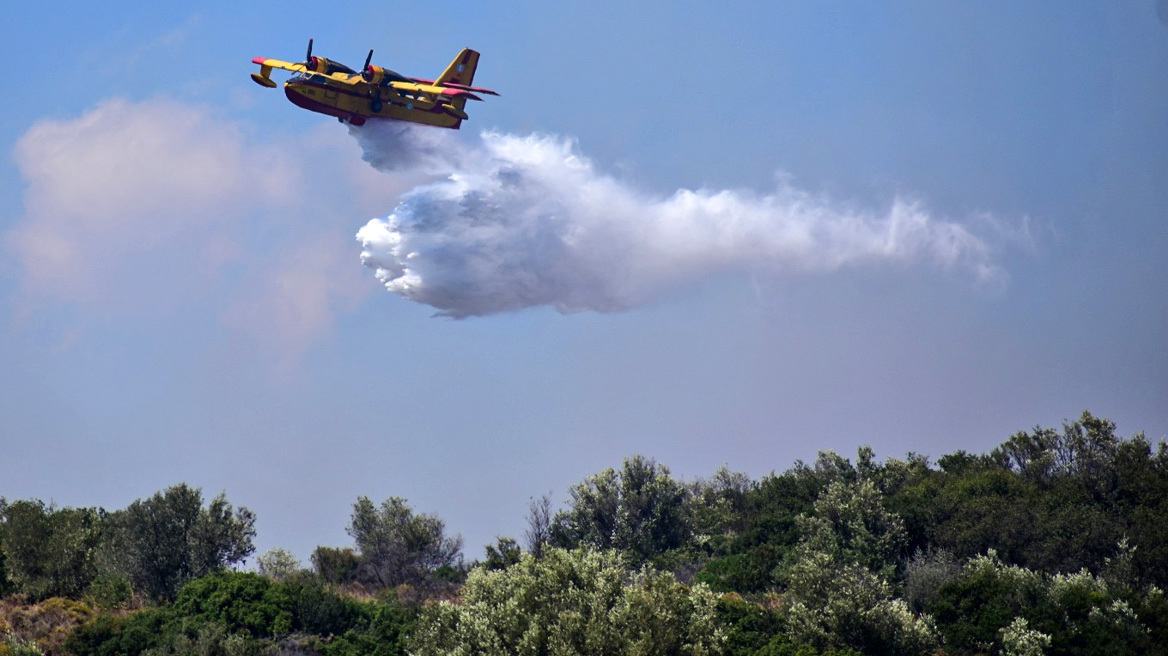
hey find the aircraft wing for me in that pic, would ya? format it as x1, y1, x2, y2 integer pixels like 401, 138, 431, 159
251, 57, 361, 82
251, 57, 367, 90
388, 80, 484, 101
252, 57, 311, 74
410, 78, 500, 96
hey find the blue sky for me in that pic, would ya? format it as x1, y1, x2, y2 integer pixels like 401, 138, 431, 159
2, 1, 1166, 563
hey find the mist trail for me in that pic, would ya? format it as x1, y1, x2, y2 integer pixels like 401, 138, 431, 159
352, 121, 1002, 318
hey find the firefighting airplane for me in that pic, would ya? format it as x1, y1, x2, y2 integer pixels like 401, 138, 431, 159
250, 39, 498, 129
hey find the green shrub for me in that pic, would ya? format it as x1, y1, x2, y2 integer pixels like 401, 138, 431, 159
322, 603, 416, 656
173, 573, 291, 638
716, 595, 785, 656
65, 608, 176, 656
310, 549, 359, 587
65, 573, 418, 656
140, 623, 261, 656
87, 576, 132, 611
280, 578, 362, 637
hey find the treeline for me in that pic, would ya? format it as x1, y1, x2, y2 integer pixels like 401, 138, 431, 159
1, 411, 1166, 656
0, 485, 255, 603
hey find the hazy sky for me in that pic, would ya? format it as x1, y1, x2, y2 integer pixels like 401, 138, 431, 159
2, 1, 1165, 564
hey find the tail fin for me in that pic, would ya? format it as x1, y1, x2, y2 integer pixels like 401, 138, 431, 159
436, 48, 480, 87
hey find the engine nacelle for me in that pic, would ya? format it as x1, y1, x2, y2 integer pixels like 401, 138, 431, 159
362, 65, 410, 86
308, 56, 332, 74
361, 64, 387, 85
306, 56, 357, 76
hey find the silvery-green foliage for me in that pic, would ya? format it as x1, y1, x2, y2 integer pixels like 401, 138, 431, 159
1101, 537, 1138, 592
256, 548, 302, 582
1088, 599, 1142, 630
686, 466, 752, 538
1043, 564, 1150, 643
1047, 568, 1108, 602
903, 549, 960, 613
784, 560, 936, 655
941, 550, 1157, 654
793, 479, 906, 576
410, 547, 724, 656
964, 549, 1047, 605
780, 479, 937, 656
997, 617, 1050, 656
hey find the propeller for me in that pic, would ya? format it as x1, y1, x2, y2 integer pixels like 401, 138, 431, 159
361, 49, 376, 81
359, 47, 410, 85
303, 38, 320, 71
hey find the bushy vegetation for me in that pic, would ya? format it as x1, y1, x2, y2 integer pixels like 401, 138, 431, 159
63, 571, 417, 656
0, 485, 255, 605
1, 411, 1165, 655
0, 597, 94, 656
412, 547, 723, 656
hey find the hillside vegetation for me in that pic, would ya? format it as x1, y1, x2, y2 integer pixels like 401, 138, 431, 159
2, 411, 1166, 656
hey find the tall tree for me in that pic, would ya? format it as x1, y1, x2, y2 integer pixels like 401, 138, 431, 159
347, 497, 462, 590
522, 493, 553, 559
0, 500, 103, 599
104, 484, 255, 601
553, 455, 691, 562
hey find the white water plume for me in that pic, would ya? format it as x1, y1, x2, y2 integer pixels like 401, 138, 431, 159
354, 121, 1001, 317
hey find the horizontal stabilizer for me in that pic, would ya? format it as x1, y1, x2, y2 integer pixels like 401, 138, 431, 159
438, 88, 482, 101
441, 82, 499, 96
410, 78, 499, 96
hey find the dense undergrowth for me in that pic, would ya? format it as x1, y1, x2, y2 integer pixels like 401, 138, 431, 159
2, 411, 1166, 655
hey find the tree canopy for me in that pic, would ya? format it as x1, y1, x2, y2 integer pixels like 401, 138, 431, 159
3, 411, 1166, 656
347, 496, 463, 592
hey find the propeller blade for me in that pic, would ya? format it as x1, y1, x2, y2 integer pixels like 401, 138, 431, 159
364, 49, 374, 71
306, 38, 314, 61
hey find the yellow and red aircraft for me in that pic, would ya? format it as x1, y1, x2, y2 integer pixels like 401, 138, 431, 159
251, 39, 498, 129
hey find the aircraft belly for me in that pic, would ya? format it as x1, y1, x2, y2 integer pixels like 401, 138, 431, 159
380, 105, 460, 128
284, 82, 461, 129
284, 85, 349, 120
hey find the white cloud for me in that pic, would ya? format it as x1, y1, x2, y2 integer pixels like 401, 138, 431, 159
6, 98, 386, 361
9, 97, 296, 302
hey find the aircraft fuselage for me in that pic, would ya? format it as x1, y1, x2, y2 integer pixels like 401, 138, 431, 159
282, 73, 463, 129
